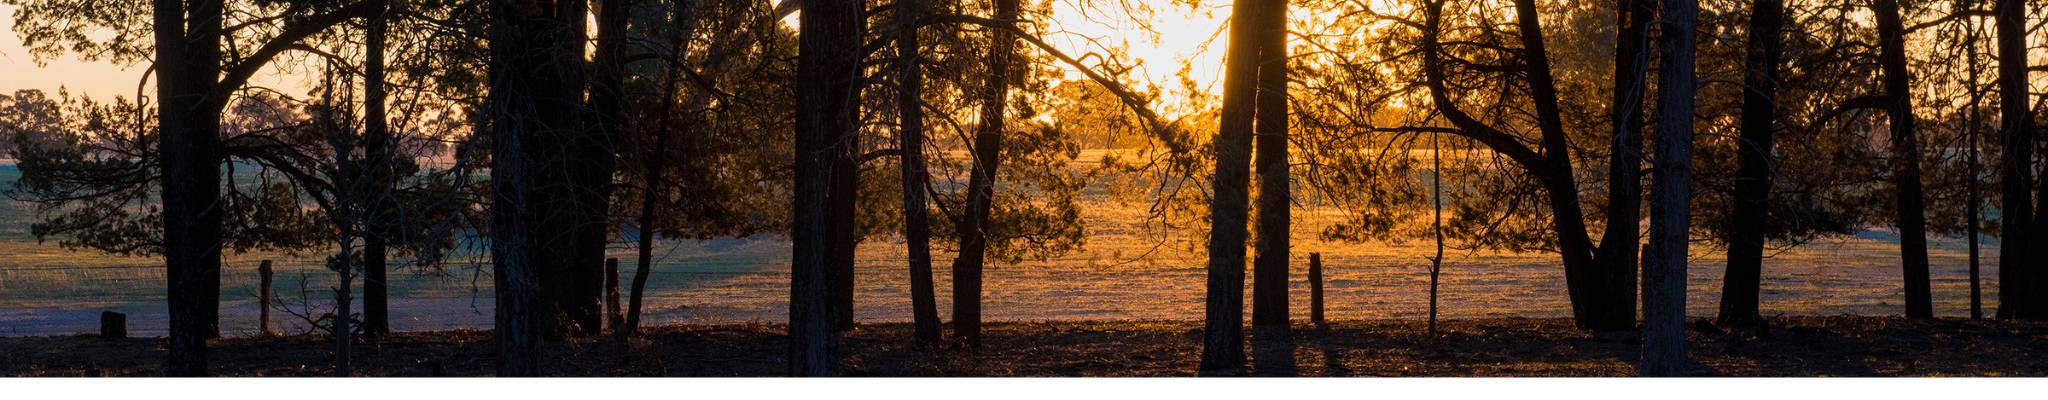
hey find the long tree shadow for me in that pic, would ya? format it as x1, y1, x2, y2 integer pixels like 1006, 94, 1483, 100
1249, 325, 1299, 376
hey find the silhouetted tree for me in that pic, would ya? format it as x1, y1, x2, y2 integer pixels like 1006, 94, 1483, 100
1642, 0, 1698, 376
1717, 0, 1784, 329
791, 0, 863, 376
1250, 0, 1292, 329
896, 0, 944, 345
1873, 0, 1934, 319
1200, 0, 1265, 376
489, 0, 589, 375
951, 0, 1023, 346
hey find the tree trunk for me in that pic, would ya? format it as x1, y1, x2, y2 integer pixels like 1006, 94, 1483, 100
1717, 0, 1782, 328
791, 0, 863, 376
1874, 0, 1934, 319
952, 0, 1020, 347
361, 0, 392, 341
1429, 132, 1445, 336
1641, 0, 1696, 375
333, 235, 356, 377
1511, 0, 1628, 331
489, 0, 587, 375
1250, 0, 1292, 329
897, 0, 943, 346
1996, 0, 2032, 320
1965, 13, 1985, 321
1199, 0, 1264, 376
153, 0, 226, 377
570, 0, 631, 336
1597, 0, 1652, 335
1416, 0, 1617, 331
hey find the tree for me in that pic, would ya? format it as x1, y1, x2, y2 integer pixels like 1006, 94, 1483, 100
488, 0, 589, 375
360, 0, 394, 341
951, 0, 1023, 346
578, 0, 632, 336
1642, 0, 1698, 376
791, 0, 863, 376
1410, 0, 1638, 331
151, 0, 229, 376
1997, 0, 2038, 320
1717, 0, 1784, 329
1598, 0, 1653, 335
896, 0, 944, 345
1874, 0, 1934, 319
1200, 0, 1266, 376
1250, 0, 1292, 329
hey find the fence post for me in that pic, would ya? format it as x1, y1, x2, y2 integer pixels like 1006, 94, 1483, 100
100, 311, 126, 339
1309, 253, 1325, 329
259, 260, 274, 336
605, 258, 621, 332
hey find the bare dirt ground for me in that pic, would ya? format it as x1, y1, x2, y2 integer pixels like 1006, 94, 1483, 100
3, 316, 2043, 377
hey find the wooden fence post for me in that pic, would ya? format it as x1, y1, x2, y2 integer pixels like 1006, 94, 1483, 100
100, 311, 126, 339
259, 260, 274, 336
1309, 253, 1325, 329
605, 258, 621, 332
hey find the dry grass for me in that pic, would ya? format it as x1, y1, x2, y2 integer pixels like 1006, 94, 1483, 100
3, 316, 2044, 377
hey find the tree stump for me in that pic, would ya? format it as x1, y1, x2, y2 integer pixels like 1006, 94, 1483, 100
1309, 253, 1325, 329
259, 260, 275, 336
605, 258, 622, 331
100, 311, 126, 339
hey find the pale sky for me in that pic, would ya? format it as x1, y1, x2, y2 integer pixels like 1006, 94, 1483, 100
0, 1, 1235, 108
0, 4, 148, 100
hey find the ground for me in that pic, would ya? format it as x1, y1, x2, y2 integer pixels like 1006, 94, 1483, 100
3, 316, 2043, 376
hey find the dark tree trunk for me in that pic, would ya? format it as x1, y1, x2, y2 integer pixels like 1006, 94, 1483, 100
1429, 133, 1445, 336
1250, 0, 1292, 329
361, 0, 393, 341
1419, 0, 1616, 331
1717, 0, 1782, 328
1874, 0, 1934, 319
1642, 0, 1697, 375
570, 0, 631, 336
1597, 0, 1652, 335
1309, 253, 1325, 329
1966, 13, 1985, 321
1995, 0, 2030, 320
951, 0, 1020, 347
1512, 0, 1629, 331
1199, 0, 1264, 376
791, 0, 863, 376
625, 0, 703, 338
897, 0, 943, 346
153, 0, 225, 377
489, 0, 587, 375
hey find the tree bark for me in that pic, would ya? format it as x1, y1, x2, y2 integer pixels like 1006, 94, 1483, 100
153, 0, 225, 377
1597, 0, 1652, 335
791, 0, 863, 376
1717, 0, 1781, 328
361, 0, 393, 341
1250, 0, 1292, 329
1995, 0, 2032, 320
897, 0, 943, 346
1642, 0, 1697, 375
1874, 0, 1934, 319
1513, 0, 1629, 331
952, 0, 1021, 347
569, 0, 631, 336
489, 0, 588, 375
1418, 0, 1620, 331
1965, 11, 1985, 321
1199, 0, 1264, 376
